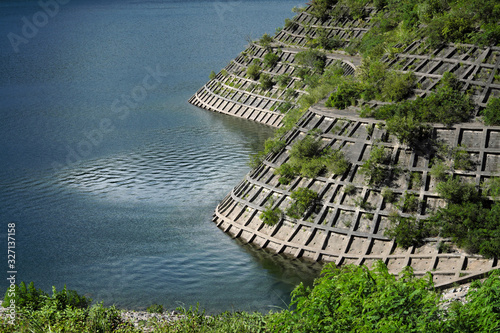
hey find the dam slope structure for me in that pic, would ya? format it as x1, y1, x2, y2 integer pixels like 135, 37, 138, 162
189, 3, 500, 287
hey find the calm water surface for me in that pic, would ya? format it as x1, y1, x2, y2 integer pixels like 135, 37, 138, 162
0, 0, 321, 312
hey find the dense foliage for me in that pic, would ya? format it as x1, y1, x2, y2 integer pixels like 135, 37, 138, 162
4, 266, 500, 332
1, 283, 128, 333
268, 261, 500, 332
361, 72, 474, 126
482, 97, 500, 125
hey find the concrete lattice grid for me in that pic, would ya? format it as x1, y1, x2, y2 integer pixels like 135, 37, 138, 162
189, 3, 500, 287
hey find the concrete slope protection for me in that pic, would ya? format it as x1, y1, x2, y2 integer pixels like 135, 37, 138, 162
189, 3, 500, 288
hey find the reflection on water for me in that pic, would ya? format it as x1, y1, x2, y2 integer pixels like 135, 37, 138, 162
0, 0, 321, 312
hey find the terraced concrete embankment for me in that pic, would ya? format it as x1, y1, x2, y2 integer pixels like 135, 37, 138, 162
189, 3, 500, 287
188, 4, 365, 127
213, 103, 500, 288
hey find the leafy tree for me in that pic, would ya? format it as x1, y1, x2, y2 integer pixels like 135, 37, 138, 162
208, 70, 216, 80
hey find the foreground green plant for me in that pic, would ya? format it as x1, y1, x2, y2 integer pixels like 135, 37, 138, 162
267, 261, 500, 333
2, 282, 135, 333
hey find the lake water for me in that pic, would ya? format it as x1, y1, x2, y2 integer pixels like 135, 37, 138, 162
0, 0, 321, 312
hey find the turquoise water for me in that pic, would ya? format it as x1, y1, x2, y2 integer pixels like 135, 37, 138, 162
0, 0, 320, 312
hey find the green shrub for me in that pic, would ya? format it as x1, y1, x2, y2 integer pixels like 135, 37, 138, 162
481, 177, 500, 197
165, 305, 268, 333
325, 148, 350, 176
284, 17, 298, 30
429, 201, 500, 258
482, 97, 500, 125
359, 144, 391, 186
299, 158, 327, 178
452, 145, 474, 170
382, 187, 396, 203
263, 52, 280, 68
344, 184, 357, 195
264, 138, 286, 155
369, 72, 474, 126
209, 70, 216, 80
259, 73, 274, 90
277, 101, 293, 114
260, 206, 283, 226
399, 191, 419, 213
259, 33, 274, 48
429, 159, 449, 181
290, 134, 323, 160
436, 176, 481, 204
2, 281, 48, 311
386, 115, 430, 146
325, 80, 362, 109
246, 64, 261, 80
381, 71, 416, 102
385, 212, 432, 248
248, 151, 265, 169
310, 0, 336, 21
287, 188, 318, 219
275, 162, 297, 185
295, 49, 327, 73
410, 172, 423, 189
267, 261, 442, 332
275, 73, 291, 88
316, 28, 343, 50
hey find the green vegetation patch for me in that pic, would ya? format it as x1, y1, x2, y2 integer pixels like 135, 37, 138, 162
287, 187, 318, 219
275, 131, 350, 184
5, 266, 500, 332
267, 261, 500, 332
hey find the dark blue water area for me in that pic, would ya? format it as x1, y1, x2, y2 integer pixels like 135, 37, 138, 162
0, 0, 321, 313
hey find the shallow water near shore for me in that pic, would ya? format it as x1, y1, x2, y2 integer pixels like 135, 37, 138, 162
0, 0, 321, 312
